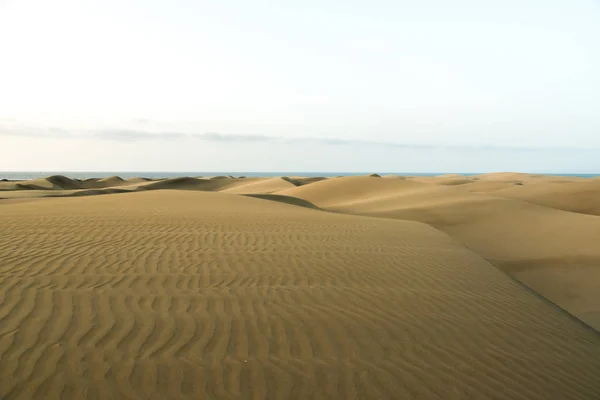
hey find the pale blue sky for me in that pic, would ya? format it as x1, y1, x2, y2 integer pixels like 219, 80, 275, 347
1, 0, 599, 172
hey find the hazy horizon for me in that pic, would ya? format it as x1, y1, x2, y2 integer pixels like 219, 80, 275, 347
1, 0, 599, 172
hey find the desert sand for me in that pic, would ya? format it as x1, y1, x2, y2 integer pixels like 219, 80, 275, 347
1, 173, 600, 399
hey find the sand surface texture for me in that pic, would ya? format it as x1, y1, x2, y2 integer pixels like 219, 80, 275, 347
280, 175, 600, 329
1, 175, 600, 399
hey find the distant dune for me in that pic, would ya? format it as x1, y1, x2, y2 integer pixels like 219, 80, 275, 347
472, 172, 542, 181
222, 177, 297, 194
2, 172, 600, 398
281, 176, 329, 186
278, 176, 425, 208
409, 175, 474, 186
3, 175, 84, 190
93, 175, 126, 188
457, 179, 519, 192
139, 176, 245, 191
381, 174, 407, 179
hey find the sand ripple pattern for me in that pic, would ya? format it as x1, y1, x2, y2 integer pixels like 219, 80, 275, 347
1, 190, 600, 399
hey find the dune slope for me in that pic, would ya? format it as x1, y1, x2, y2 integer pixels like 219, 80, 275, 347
0, 175, 83, 191
280, 176, 600, 329
1, 190, 600, 399
493, 179, 600, 216
139, 176, 247, 192
279, 176, 425, 207
222, 177, 297, 194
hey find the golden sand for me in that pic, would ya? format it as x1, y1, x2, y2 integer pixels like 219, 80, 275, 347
1, 174, 600, 399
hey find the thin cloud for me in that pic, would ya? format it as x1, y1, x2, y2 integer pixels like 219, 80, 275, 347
0, 124, 74, 138
0, 122, 596, 151
201, 132, 277, 142
92, 129, 188, 141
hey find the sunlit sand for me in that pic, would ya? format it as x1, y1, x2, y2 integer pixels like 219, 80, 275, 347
1, 173, 600, 398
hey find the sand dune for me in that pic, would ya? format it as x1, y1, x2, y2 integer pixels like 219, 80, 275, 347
139, 176, 246, 192
222, 177, 297, 194
0, 175, 83, 191
1, 190, 600, 399
281, 176, 329, 186
434, 178, 474, 186
243, 193, 320, 209
3, 173, 600, 398
472, 172, 540, 181
410, 176, 475, 186
0, 176, 329, 202
0, 188, 126, 200
493, 179, 600, 216
279, 176, 425, 208
92, 175, 126, 188
381, 174, 407, 179
14, 177, 62, 190
0, 181, 22, 191
126, 177, 152, 183
278, 174, 600, 329
43, 175, 84, 190
458, 180, 520, 192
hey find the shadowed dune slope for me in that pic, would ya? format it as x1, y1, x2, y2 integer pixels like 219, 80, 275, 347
139, 176, 248, 192
51, 188, 133, 197
0, 175, 83, 191
0, 176, 328, 200
0, 188, 134, 200
125, 177, 151, 183
91, 175, 127, 188
243, 193, 320, 209
1, 175, 127, 191
0, 181, 22, 191
44, 175, 83, 189
290, 176, 329, 186
279, 176, 329, 186
1, 190, 600, 399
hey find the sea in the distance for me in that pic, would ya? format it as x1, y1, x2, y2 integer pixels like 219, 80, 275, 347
1, 171, 599, 180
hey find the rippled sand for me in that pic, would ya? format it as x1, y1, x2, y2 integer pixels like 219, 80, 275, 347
1, 175, 600, 399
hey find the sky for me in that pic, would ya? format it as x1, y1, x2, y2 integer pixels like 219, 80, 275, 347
1, 0, 599, 172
